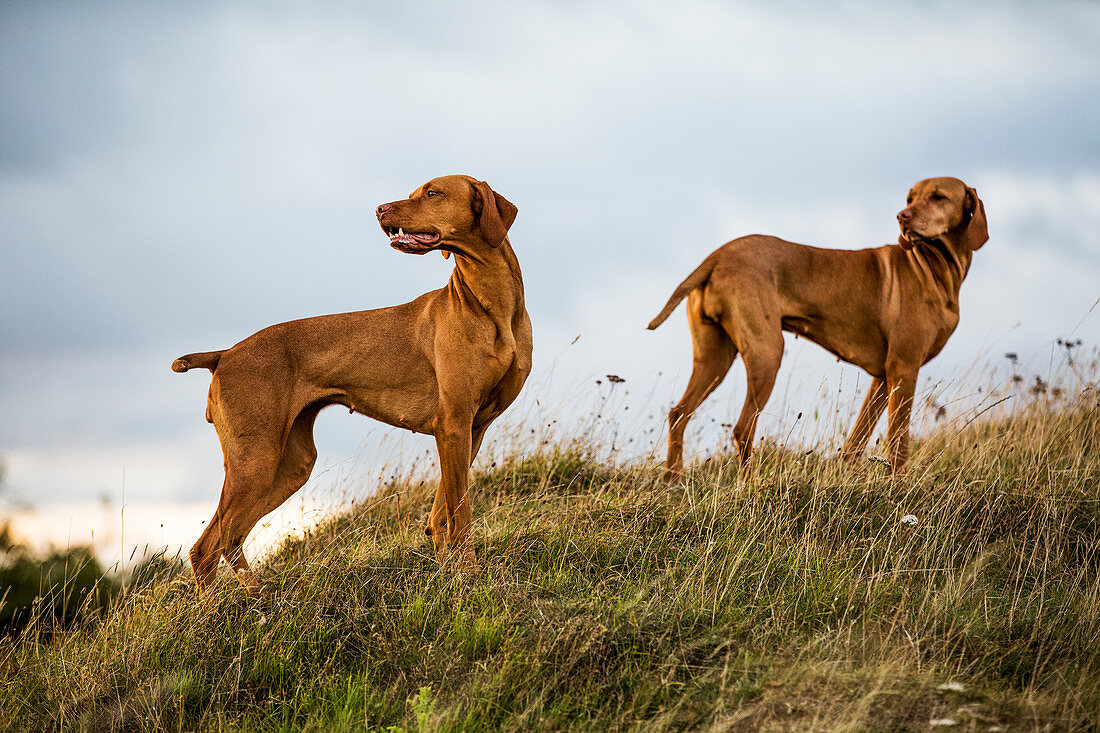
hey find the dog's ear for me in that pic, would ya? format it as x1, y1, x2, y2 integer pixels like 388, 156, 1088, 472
472, 180, 518, 248
962, 187, 988, 250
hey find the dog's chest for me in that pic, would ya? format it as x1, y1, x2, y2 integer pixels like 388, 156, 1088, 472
925, 309, 960, 362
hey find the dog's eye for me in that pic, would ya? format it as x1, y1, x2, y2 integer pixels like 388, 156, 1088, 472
931, 193, 946, 201
426, 190, 440, 198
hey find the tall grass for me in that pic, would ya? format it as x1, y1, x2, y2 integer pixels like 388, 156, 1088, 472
1, 365, 1098, 731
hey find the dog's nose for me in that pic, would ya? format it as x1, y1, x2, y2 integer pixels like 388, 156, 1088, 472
376, 203, 393, 218
898, 208, 913, 222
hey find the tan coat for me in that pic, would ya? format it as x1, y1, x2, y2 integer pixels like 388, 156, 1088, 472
174, 175, 533, 592
649, 177, 988, 477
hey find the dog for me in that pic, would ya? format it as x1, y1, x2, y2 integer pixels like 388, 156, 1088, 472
173, 175, 532, 593
648, 177, 987, 478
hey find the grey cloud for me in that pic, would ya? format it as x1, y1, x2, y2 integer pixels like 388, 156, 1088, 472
1, 0, 1098, 506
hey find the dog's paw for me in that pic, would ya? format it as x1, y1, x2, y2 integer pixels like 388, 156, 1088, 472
456, 546, 478, 567
434, 543, 478, 570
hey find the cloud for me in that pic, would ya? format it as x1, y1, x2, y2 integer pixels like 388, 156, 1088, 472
3, 439, 218, 505
0, 1, 1098, 520
979, 170, 1100, 261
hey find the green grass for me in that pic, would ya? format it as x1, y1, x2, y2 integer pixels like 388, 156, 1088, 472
2, 387, 1099, 731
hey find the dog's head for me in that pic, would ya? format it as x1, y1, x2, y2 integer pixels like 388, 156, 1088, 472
376, 175, 517, 258
897, 177, 987, 252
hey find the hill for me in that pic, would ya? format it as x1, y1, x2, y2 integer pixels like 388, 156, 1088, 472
2, 386, 1099, 731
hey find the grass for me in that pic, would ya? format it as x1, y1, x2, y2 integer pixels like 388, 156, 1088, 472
1, 380, 1099, 731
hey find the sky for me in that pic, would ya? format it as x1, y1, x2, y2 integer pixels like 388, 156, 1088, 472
2, 1, 1098, 560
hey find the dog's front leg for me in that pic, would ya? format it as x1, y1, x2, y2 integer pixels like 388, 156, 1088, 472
884, 365, 919, 473
841, 377, 888, 462
430, 406, 477, 565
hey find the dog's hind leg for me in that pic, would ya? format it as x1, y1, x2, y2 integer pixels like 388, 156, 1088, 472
728, 318, 783, 472
191, 448, 281, 594
190, 397, 313, 594
664, 290, 737, 482
191, 483, 227, 592
220, 405, 321, 593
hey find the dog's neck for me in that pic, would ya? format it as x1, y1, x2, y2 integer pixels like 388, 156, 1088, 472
906, 235, 972, 305
447, 239, 525, 322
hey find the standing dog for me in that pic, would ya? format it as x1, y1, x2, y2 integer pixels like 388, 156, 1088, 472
173, 175, 532, 593
648, 177, 987, 479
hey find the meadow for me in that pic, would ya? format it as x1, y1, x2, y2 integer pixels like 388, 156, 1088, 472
1, 354, 1098, 732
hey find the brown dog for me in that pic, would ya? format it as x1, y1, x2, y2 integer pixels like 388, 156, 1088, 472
173, 175, 532, 593
648, 177, 987, 478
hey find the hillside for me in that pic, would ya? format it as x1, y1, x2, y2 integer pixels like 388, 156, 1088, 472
2, 386, 1099, 731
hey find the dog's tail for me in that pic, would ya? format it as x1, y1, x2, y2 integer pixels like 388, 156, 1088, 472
172, 350, 225, 373
647, 256, 717, 330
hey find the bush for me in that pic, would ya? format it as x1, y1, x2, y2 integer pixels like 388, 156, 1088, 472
0, 537, 116, 632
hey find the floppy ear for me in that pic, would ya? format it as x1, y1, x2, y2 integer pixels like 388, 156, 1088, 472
962, 187, 988, 250
472, 180, 518, 247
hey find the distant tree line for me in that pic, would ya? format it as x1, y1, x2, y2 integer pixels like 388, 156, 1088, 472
0, 459, 184, 633
1, 523, 186, 633
0, 525, 113, 631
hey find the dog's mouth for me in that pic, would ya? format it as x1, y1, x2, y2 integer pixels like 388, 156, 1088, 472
383, 226, 442, 251
900, 226, 947, 243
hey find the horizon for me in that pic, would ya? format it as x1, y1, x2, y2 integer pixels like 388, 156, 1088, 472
2, 1, 1098, 565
